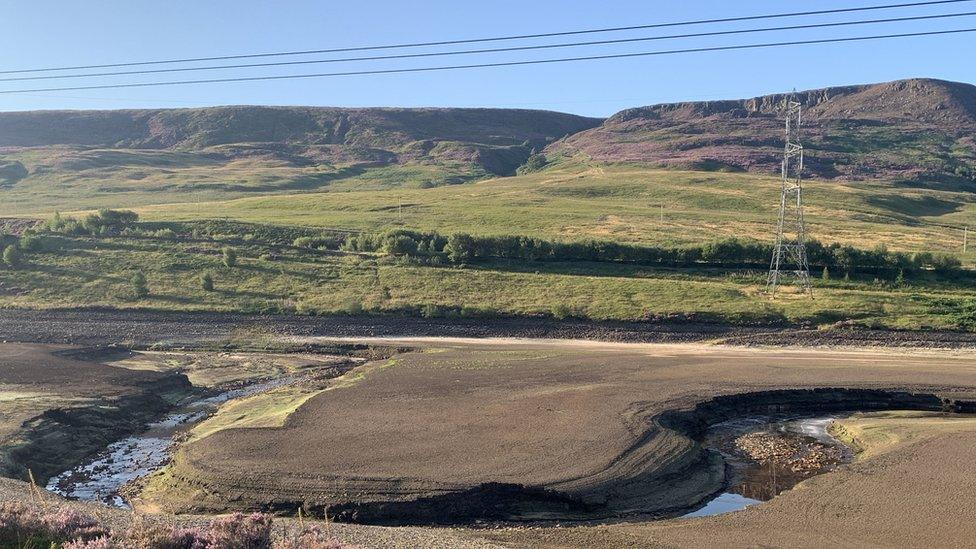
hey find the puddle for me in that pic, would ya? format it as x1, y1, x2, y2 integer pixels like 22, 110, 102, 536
681, 492, 761, 518
45, 376, 296, 508
682, 414, 853, 518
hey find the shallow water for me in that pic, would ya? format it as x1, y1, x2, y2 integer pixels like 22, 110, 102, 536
45, 376, 295, 507
681, 492, 761, 518
681, 414, 852, 518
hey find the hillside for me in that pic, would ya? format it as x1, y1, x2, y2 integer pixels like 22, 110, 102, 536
2, 79, 976, 216
547, 78, 976, 182
0, 106, 600, 212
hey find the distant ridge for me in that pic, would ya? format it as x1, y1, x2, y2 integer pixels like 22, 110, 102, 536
0, 78, 973, 193
549, 78, 976, 181
0, 106, 601, 176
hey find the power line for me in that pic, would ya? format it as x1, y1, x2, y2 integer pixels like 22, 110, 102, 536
4, 11, 973, 83
1, 27, 973, 95
0, 0, 971, 76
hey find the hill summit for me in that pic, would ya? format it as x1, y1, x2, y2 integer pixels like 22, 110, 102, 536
548, 78, 976, 181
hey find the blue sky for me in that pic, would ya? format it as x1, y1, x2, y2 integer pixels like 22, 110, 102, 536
0, 0, 974, 116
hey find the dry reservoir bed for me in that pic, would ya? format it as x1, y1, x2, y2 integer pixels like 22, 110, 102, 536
140, 338, 976, 525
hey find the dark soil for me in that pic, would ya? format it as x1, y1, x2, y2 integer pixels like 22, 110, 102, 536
2, 308, 976, 349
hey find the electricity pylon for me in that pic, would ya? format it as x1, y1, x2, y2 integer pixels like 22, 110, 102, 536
767, 98, 811, 295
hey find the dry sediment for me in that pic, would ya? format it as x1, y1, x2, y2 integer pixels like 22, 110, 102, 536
143, 340, 976, 524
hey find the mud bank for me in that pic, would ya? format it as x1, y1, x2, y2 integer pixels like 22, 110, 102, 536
1, 371, 192, 484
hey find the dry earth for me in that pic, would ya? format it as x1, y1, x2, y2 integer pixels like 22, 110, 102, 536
484, 412, 976, 548
5, 308, 976, 349
144, 338, 976, 530
5, 411, 974, 548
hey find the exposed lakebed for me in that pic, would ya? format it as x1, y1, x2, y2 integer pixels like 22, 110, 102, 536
47, 383, 855, 523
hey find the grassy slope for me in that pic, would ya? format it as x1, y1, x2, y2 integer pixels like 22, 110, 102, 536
4, 157, 976, 330
0, 146, 488, 215
1, 232, 974, 331
131, 160, 976, 255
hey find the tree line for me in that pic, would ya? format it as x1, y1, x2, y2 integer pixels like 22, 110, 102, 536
343, 229, 962, 277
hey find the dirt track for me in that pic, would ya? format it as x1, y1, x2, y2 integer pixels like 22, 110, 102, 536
4, 308, 976, 348
148, 338, 976, 526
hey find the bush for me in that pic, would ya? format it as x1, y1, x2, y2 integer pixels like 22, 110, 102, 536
517, 153, 549, 175
551, 303, 574, 320
131, 271, 149, 298
201, 272, 215, 292
385, 235, 419, 256
18, 234, 42, 252
150, 228, 178, 240
1, 505, 365, 549
342, 298, 363, 315
205, 512, 272, 549
274, 525, 362, 549
46, 209, 138, 237
2, 245, 21, 267
0, 503, 109, 547
222, 247, 237, 268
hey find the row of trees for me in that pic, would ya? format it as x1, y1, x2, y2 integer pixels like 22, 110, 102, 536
344, 229, 962, 276
46, 209, 139, 236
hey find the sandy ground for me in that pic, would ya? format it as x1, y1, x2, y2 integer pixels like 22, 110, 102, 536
148, 337, 976, 525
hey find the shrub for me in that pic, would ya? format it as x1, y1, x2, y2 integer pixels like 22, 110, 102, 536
131, 271, 149, 298
205, 512, 271, 549
0, 503, 109, 547
445, 233, 474, 263
64, 537, 122, 548
119, 518, 208, 549
150, 228, 178, 240
385, 235, 419, 256
201, 272, 215, 292
274, 525, 362, 549
342, 298, 363, 315
18, 234, 42, 252
551, 303, 573, 320
222, 247, 237, 268
0, 506, 365, 549
517, 153, 549, 175
2, 245, 21, 267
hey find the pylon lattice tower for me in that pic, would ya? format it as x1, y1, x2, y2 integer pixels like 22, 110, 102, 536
767, 98, 811, 294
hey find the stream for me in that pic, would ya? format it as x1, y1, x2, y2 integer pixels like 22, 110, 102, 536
45, 376, 296, 508
682, 414, 854, 518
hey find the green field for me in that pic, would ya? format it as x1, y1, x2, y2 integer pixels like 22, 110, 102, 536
1, 225, 975, 331
0, 146, 488, 215
129, 161, 976, 256
4, 155, 976, 331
